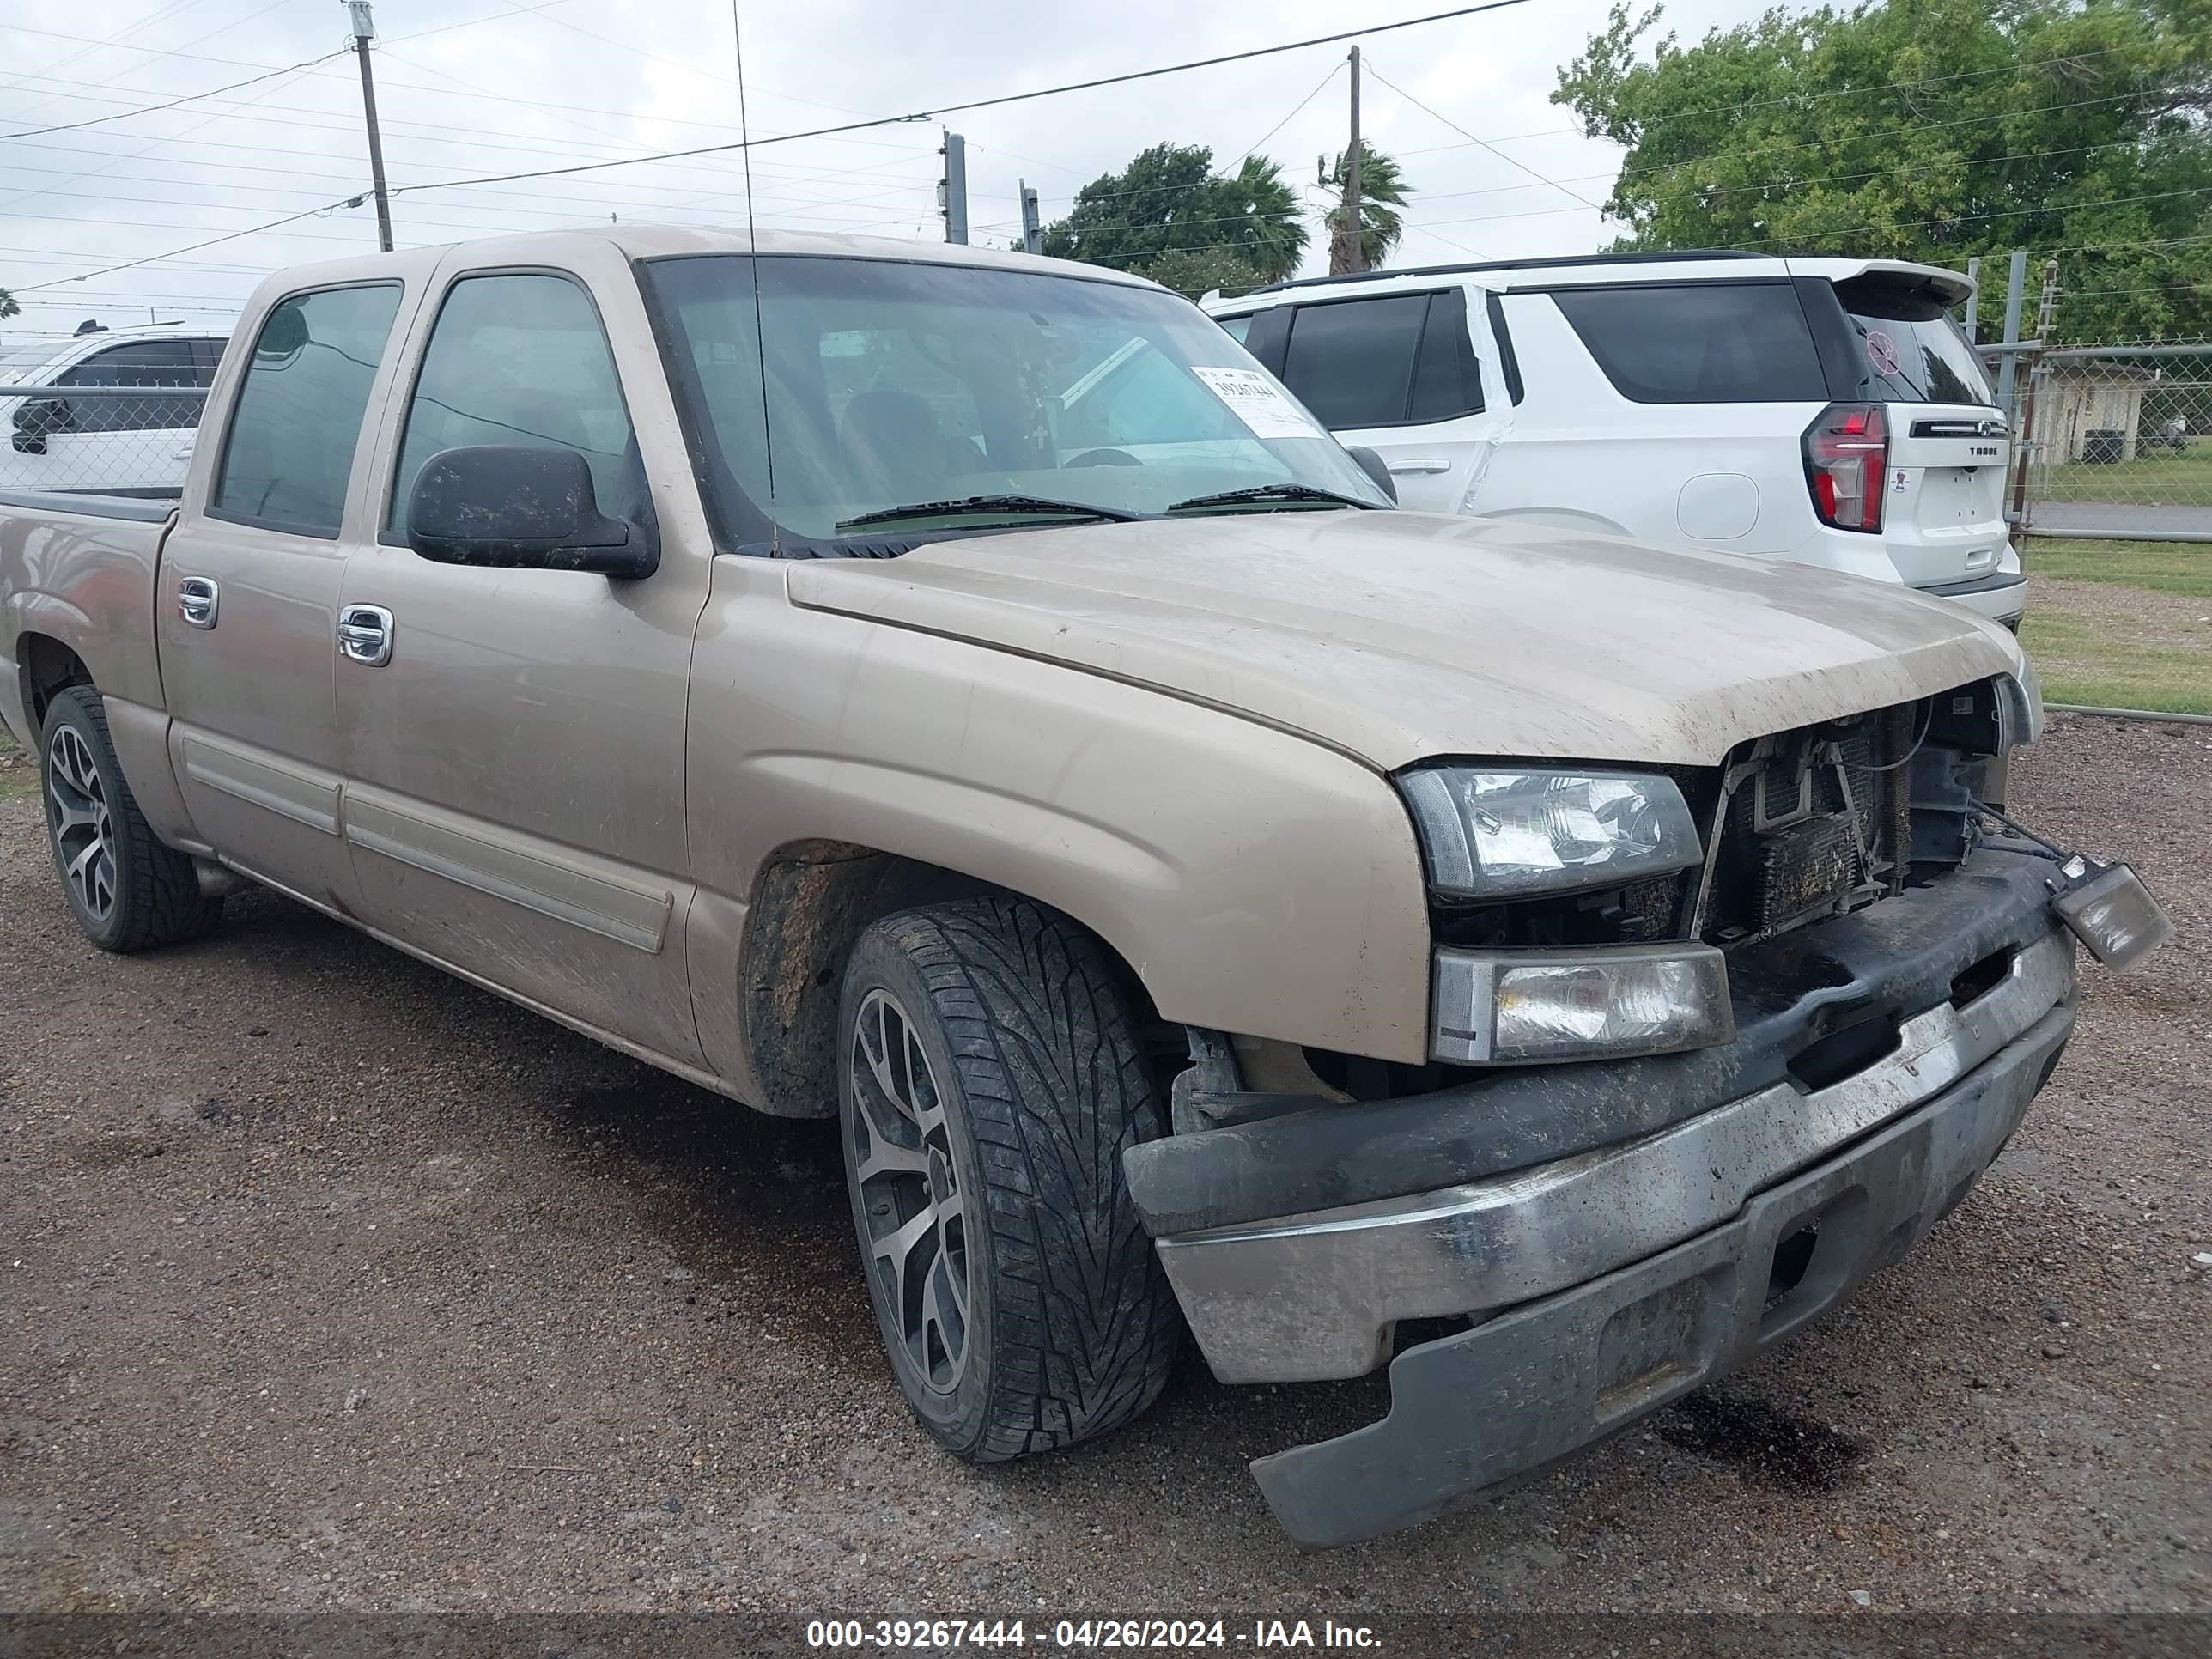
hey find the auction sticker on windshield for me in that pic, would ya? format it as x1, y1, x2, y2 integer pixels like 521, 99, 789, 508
1190, 366, 1323, 440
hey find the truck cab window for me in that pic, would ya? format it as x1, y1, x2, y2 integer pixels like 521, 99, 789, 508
388, 273, 635, 539
58, 339, 209, 432
210, 284, 403, 537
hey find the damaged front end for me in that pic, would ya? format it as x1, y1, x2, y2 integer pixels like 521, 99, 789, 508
1126, 672, 2169, 1548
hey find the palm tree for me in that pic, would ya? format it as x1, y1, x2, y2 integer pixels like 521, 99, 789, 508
1320, 141, 1411, 274
1226, 155, 1309, 283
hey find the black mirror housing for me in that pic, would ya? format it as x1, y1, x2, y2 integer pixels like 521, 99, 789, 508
406, 445, 658, 579
1346, 445, 1397, 505
12, 398, 70, 455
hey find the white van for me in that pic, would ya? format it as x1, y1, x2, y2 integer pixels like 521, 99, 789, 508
1204, 254, 2024, 627
1, 324, 229, 496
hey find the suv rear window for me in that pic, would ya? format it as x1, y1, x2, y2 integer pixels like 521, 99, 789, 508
1831, 275, 1993, 407
1552, 282, 1827, 404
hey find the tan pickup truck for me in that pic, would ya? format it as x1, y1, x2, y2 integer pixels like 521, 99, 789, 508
0, 228, 2170, 1547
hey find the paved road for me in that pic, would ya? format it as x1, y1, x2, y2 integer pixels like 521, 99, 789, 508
2029, 501, 2212, 539
1, 717, 2208, 1639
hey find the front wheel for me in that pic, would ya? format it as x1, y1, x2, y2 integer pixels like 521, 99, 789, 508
40, 686, 222, 951
837, 897, 1181, 1462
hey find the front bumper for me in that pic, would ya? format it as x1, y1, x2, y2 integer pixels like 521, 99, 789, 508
1255, 1001, 2070, 1547
1126, 848, 2079, 1546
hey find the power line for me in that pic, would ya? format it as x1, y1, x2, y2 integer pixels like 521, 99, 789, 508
1363, 57, 1604, 212
384, 0, 1540, 202
0, 47, 350, 140
1232, 59, 1345, 167
15, 198, 364, 292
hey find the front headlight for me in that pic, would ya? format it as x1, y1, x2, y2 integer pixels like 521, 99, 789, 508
1399, 768, 1703, 899
1432, 944, 1734, 1064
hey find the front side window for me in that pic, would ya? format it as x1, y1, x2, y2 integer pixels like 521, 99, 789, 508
1280, 295, 1429, 428
1553, 282, 1828, 404
388, 272, 635, 539
58, 338, 207, 432
211, 284, 403, 537
643, 255, 1389, 550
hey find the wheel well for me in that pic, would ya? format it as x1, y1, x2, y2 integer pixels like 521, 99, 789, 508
19, 633, 92, 732
738, 841, 1164, 1118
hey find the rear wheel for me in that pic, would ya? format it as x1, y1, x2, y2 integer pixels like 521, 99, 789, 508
837, 896, 1181, 1462
40, 686, 222, 951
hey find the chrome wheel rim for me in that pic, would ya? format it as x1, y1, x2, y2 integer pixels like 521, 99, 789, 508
46, 726, 117, 922
847, 987, 972, 1393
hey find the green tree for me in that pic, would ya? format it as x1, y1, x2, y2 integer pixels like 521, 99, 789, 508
1554, 0, 2212, 341
0, 287, 17, 321
1141, 246, 1264, 300
1041, 143, 1308, 278
1320, 141, 1412, 274
1226, 155, 1308, 282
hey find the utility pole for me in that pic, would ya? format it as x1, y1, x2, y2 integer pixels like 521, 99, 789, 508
1019, 180, 1042, 256
1342, 45, 1364, 275
345, 1, 393, 252
938, 131, 969, 246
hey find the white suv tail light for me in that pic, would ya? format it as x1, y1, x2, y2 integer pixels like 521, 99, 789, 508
1802, 402, 1888, 533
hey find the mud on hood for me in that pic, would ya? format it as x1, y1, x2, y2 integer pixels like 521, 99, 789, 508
784, 512, 2028, 772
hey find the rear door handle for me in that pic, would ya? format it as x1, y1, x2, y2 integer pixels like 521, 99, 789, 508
177, 576, 218, 629
1385, 457, 1452, 475
337, 604, 394, 667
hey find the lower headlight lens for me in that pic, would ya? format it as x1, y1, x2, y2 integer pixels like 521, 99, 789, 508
1432, 944, 1735, 1064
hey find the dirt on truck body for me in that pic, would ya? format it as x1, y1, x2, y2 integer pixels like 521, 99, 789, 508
0, 225, 2172, 1547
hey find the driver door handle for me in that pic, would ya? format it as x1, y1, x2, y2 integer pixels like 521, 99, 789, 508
337, 604, 394, 667
1385, 457, 1452, 476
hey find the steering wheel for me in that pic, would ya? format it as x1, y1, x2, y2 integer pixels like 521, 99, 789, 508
1066, 447, 1142, 467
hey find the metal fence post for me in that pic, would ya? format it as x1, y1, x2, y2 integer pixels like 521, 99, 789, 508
1995, 250, 2028, 421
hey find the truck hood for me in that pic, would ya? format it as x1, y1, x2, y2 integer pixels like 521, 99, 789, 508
785, 511, 2027, 771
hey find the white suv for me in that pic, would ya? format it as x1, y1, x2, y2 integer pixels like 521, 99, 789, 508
1203, 253, 2024, 628
0, 323, 228, 496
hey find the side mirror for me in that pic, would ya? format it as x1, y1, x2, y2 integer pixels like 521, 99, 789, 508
406, 445, 658, 579
1346, 445, 1397, 505
11, 398, 70, 455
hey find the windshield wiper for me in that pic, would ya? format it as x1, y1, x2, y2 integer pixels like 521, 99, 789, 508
1164, 483, 1380, 514
836, 494, 1144, 531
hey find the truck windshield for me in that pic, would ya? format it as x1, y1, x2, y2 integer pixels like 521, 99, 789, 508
642, 254, 1390, 549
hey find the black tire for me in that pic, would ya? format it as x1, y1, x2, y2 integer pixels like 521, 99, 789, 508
836, 896, 1181, 1462
39, 686, 222, 951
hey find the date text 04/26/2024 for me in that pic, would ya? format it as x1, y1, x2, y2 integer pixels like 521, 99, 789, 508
805, 1619, 1385, 1650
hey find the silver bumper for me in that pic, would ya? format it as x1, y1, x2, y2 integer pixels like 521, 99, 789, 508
1156, 927, 2075, 1384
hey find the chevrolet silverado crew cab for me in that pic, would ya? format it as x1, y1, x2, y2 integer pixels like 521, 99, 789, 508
1203, 253, 2027, 629
0, 228, 2168, 1547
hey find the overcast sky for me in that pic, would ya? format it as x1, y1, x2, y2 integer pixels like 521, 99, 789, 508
0, 0, 1771, 337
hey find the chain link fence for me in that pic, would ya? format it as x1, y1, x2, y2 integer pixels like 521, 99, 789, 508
0, 386, 209, 498
1990, 341, 2212, 541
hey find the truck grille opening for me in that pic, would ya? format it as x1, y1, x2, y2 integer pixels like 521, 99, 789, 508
1698, 709, 1908, 946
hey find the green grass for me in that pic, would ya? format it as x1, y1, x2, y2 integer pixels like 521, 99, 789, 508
2041, 444, 2212, 507
2025, 536, 2212, 596
2020, 609, 2212, 716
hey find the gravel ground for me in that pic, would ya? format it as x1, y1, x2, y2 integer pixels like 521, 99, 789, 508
1, 714, 2207, 1632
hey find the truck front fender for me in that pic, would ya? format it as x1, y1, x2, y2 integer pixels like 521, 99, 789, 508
684, 558, 1435, 1109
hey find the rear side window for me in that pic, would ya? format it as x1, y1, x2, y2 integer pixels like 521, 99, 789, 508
1553, 282, 1827, 404
387, 272, 635, 539
211, 284, 403, 537
1832, 276, 1993, 407
1279, 291, 1482, 428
